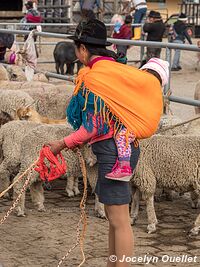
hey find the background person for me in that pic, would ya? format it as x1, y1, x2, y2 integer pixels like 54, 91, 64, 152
113, 15, 133, 60
21, 1, 42, 38
0, 33, 14, 62
122, 0, 147, 40
79, 0, 103, 19
143, 11, 165, 62
170, 13, 192, 71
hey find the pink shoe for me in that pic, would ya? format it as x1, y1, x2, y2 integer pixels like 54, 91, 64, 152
105, 161, 133, 182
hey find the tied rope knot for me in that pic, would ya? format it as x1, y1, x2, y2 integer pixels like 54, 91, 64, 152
35, 145, 67, 182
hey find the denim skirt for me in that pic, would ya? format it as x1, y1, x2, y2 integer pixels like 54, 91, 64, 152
92, 138, 140, 205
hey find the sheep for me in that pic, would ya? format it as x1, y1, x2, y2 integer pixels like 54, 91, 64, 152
0, 65, 10, 81
158, 114, 186, 136
15, 106, 68, 125
33, 73, 49, 83
11, 124, 99, 217
0, 121, 40, 198
0, 90, 36, 118
131, 134, 200, 235
0, 121, 82, 202
0, 81, 74, 119
21, 83, 74, 119
5, 65, 27, 82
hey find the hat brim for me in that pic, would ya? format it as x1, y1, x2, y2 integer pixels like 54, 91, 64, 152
68, 35, 112, 46
178, 18, 188, 21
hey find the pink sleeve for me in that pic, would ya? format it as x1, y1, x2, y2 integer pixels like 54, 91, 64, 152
64, 117, 98, 149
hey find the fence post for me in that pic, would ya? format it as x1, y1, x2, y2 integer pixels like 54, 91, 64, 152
164, 47, 172, 95
140, 33, 145, 64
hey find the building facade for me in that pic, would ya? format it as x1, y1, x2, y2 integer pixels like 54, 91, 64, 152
147, 0, 180, 17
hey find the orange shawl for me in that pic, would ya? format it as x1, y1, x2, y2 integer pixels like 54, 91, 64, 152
74, 60, 163, 139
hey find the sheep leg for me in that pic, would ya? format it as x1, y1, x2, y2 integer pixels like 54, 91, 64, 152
146, 195, 158, 234
189, 213, 200, 236
95, 194, 106, 218
30, 180, 45, 212
130, 187, 140, 225
65, 176, 75, 197
0, 162, 11, 199
73, 176, 80, 196
13, 174, 26, 217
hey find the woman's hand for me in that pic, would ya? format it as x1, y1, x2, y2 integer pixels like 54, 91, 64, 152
46, 139, 67, 156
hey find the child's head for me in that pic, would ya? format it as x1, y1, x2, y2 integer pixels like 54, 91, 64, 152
140, 58, 169, 87
124, 15, 132, 25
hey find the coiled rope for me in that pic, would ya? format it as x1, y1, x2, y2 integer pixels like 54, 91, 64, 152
0, 146, 88, 267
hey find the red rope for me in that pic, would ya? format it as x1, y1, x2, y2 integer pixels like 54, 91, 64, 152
35, 146, 67, 182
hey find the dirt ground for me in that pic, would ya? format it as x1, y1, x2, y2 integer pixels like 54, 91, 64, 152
0, 37, 200, 267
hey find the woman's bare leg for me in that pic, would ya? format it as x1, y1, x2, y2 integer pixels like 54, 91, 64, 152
105, 204, 134, 267
105, 208, 116, 267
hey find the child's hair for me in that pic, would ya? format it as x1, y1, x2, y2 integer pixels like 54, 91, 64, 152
146, 69, 162, 85
125, 15, 133, 24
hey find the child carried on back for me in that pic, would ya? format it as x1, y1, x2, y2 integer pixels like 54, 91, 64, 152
105, 58, 169, 181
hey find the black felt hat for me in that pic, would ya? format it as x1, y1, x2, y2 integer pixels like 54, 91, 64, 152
68, 19, 112, 46
148, 10, 161, 19
25, 1, 33, 8
178, 13, 188, 21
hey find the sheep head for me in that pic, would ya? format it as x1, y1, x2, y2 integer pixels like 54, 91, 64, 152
0, 111, 14, 127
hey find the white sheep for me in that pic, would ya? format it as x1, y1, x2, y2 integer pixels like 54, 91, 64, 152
5, 65, 27, 82
0, 90, 36, 118
0, 81, 74, 119
0, 121, 39, 198
131, 134, 200, 235
12, 124, 99, 217
0, 121, 79, 202
0, 65, 10, 81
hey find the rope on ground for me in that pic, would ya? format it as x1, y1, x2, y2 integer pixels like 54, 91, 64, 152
0, 159, 38, 199
0, 160, 38, 225
157, 114, 200, 134
0, 147, 88, 267
57, 149, 87, 267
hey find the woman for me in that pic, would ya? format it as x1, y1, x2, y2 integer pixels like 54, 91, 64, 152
47, 19, 163, 267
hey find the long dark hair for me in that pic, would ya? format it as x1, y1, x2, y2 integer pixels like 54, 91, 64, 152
74, 40, 117, 60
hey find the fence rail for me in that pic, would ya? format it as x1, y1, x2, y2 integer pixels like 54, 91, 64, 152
0, 23, 142, 27
0, 28, 200, 109
0, 28, 199, 52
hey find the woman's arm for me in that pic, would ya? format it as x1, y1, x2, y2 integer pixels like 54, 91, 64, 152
48, 115, 99, 155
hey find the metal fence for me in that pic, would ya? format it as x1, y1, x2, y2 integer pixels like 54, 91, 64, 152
0, 27, 200, 108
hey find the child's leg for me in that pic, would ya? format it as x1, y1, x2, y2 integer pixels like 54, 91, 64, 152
106, 129, 135, 181
115, 128, 133, 164
105, 204, 134, 267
